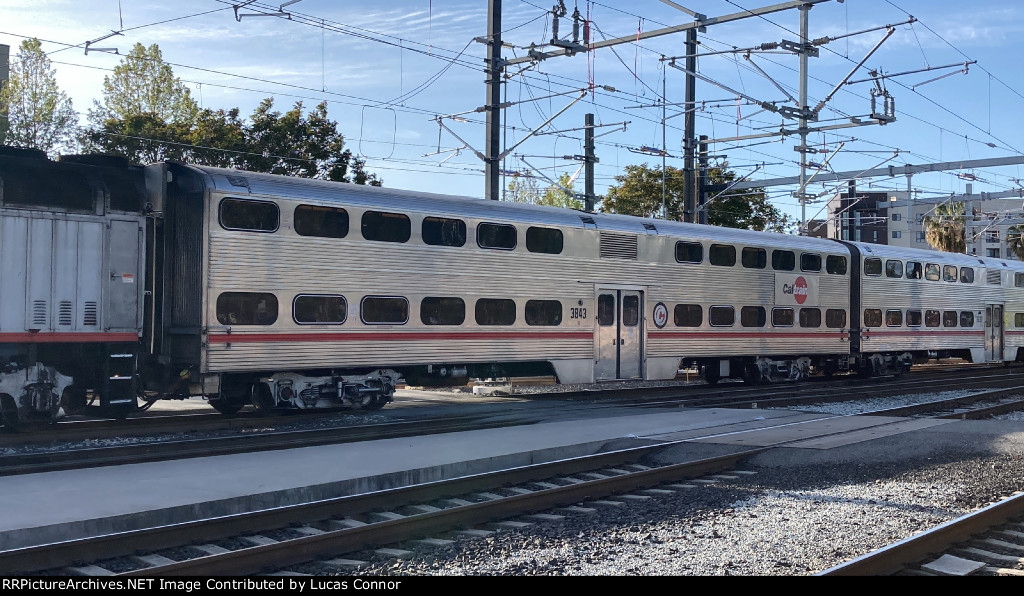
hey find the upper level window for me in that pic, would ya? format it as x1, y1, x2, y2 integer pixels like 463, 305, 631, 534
675, 241, 702, 264
800, 253, 821, 272
294, 205, 348, 238
826, 255, 847, 275
526, 227, 563, 254
478, 223, 517, 250
422, 217, 466, 247
709, 244, 736, 267
420, 297, 466, 326
216, 292, 278, 325
362, 211, 411, 243
293, 294, 346, 325
476, 298, 516, 325
943, 265, 958, 282
960, 267, 975, 284
742, 247, 767, 269
525, 300, 562, 326
906, 262, 923, 279
361, 296, 409, 324
772, 250, 795, 271
1016, 273, 1024, 288
885, 260, 903, 278
925, 263, 940, 281
219, 198, 279, 232
864, 258, 882, 276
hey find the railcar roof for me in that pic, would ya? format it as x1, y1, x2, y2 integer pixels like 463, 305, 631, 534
186, 164, 847, 253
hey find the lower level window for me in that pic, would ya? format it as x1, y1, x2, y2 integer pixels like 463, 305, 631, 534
709, 306, 735, 327
476, 298, 516, 326
863, 309, 882, 327
525, 300, 562, 326
217, 292, 278, 325
361, 296, 409, 324
293, 295, 347, 324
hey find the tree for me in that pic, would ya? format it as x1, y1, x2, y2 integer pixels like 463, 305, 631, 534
538, 173, 584, 210
602, 162, 793, 232
504, 170, 541, 204
923, 202, 966, 253
0, 38, 77, 154
238, 98, 381, 185
90, 43, 198, 126
1007, 225, 1024, 260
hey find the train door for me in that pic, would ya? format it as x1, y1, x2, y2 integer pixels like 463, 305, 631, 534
106, 219, 144, 331
986, 304, 1004, 362
594, 287, 643, 381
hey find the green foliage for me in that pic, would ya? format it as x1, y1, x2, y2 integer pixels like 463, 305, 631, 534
602, 163, 793, 232
0, 38, 78, 154
923, 202, 966, 253
1008, 225, 1024, 260
91, 43, 198, 125
505, 170, 541, 203
537, 173, 584, 210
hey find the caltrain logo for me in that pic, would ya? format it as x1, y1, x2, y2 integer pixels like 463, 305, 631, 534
783, 276, 809, 304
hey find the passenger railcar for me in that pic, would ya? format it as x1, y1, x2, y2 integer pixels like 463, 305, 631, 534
3, 145, 1024, 429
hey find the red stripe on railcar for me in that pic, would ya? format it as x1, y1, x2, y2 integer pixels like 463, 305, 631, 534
208, 331, 594, 344
0, 332, 139, 343
647, 331, 847, 339
864, 330, 985, 337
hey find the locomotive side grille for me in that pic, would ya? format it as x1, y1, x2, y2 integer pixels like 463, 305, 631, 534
32, 301, 47, 326
599, 231, 638, 260
987, 270, 1001, 285
58, 301, 73, 326
83, 302, 98, 326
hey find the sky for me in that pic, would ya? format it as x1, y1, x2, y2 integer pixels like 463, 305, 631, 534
2, 0, 1023, 228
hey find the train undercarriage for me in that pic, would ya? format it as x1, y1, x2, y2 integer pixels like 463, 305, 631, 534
692, 351, 916, 385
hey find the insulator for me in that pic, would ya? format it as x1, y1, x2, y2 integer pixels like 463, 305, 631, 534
759, 42, 779, 51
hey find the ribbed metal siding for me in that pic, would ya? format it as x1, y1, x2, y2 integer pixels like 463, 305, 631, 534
170, 191, 203, 327
600, 231, 637, 259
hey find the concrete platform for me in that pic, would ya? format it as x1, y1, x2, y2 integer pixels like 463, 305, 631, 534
0, 407, 1006, 551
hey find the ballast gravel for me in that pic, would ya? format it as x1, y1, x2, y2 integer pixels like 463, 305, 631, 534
303, 451, 1024, 576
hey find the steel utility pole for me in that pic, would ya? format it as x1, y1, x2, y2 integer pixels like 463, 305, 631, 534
484, 0, 503, 200
585, 113, 596, 212
682, 29, 697, 223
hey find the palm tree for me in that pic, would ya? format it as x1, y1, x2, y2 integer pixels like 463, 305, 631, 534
923, 201, 966, 253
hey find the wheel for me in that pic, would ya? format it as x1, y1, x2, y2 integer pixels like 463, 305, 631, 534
821, 361, 838, 378
742, 362, 763, 385
60, 385, 87, 415
0, 394, 20, 433
208, 394, 243, 416
250, 382, 276, 416
703, 364, 721, 386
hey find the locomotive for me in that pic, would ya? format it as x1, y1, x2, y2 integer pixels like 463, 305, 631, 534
1, 144, 1021, 429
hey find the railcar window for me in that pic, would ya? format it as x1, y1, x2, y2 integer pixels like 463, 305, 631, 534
925, 263, 940, 281
943, 265, 958, 282
740, 306, 766, 327
960, 311, 975, 327
863, 258, 882, 276
709, 244, 736, 267
361, 296, 409, 324
675, 241, 703, 264
1016, 273, 1024, 288
709, 306, 735, 327
825, 309, 846, 329
800, 253, 822, 272
885, 260, 903, 278
886, 310, 903, 327
960, 267, 975, 284
477, 223, 517, 250
863, 309, 883, 327
293, 294, 346, 324
826, 255, 847, 275
906, 262, 923, 279
925, 310, 941, 327
216, 292, 278, 325
219, 198, 279, 232
772, 308, 794, 327
422, 217, 467, 247
420, 297, 465, 326
799, 308, 821, 328
475, 298, 516, 325
674, 304, 703, 327
772, 250, 795, 271
622, 295, 640, 326
526, 227, 563, 254
597, 295, 615, 326
294, 205, 348, 238
906, 310, 923, 326
943, 311, 958, 327
362, 211, 411, 243
525, 300, 563, 326
742, 247, 767, 269
1016, 313, 1024, 328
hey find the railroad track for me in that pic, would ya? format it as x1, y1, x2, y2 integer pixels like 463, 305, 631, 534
0, 445, 762, 576
819, 491, 1024, 576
